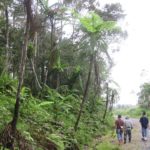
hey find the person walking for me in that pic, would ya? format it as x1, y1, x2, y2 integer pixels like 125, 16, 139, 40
124, 116, 133, 144
115, 115, 124, 145
139, 111, 149, 141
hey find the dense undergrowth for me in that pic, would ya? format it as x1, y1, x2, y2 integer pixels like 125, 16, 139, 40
0, 75, 116, 150
96, 142, 120, 150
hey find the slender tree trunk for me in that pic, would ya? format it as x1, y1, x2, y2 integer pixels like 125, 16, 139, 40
41, 62, 45, 83
1, 1, 31, 149
56, 0, 63, 89
3, 7, 9, 74
44, 67, 48, 85
30, 58, 42, 89
34, 32, 38, 57
11, 0, 31, 136
94, 57, 101, 94
74, 55, 93, 131
92, 56, 102, 108
56, 72, 60, 89
50, 17, 54, 49
102, 83, 109, 121
79, 75, 84, 93
32, 31, 42, 89
109, 91, 114, 112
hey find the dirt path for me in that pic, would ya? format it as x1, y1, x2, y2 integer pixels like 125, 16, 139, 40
119, 118, 150, 150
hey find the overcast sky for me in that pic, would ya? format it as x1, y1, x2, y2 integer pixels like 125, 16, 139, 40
49, 0, 150, 105
108, 0, 150, 105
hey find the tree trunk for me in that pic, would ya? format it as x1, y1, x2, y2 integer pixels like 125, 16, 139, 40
102, 83, 109, 121
11, 0, 31, 147
30, 58, 42, 89
1, 1, 32, 149
109, 91, 115, 112
74, 55, 93, 131
91, 56, 102, 110
94, 57, 101, 95
56, 72, 60, 89
3, 7, 9, 74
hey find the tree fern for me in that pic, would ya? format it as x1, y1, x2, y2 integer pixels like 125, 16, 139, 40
79, 12, 116, 33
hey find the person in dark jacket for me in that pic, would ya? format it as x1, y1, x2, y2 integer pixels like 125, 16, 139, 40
115, 115, 124, 145
139, 111, 149, 141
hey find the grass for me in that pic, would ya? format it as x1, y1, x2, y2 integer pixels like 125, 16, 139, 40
96, 142, 120, 150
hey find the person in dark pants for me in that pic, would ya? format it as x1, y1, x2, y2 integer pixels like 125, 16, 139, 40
115, 115, 124, 145
139, 111, 149, 141
124, 116, 133, 144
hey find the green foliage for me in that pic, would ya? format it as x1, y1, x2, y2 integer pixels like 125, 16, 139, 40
0, 74, 118, 149
20, 98, 52, 124
68, 66, 81, 89
0, 1, 125, 149
114, 106, 150, 118
20, 87, 32, 100
22, 131, 34, 142
0, 0, 12, 7
53, 55, 65, 72
0, 74, 17, 96
138, 82, 150, 108
39, 0, 49, 10
38, 101, 54, 107
39, 85, 63, 100
0, 95, 15, 131
27, 42, 34, 59
79, 12, 116, 33
75, 124, 93, 145
0, 56, 5, 74
47, 134, 65, 150
96, 142, 120, 150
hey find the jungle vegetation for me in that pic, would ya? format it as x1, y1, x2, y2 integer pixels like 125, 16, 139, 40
0, 0, 126, 149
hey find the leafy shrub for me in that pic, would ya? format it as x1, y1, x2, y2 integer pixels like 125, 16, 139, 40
0, 77, 117, 149
47, 134, 65, 150
96, 142, 120, 150
0, 74, 17, 96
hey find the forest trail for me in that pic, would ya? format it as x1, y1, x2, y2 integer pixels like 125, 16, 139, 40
119, 118, 150, 150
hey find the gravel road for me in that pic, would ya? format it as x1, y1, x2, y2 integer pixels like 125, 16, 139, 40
120, 118, 150, 150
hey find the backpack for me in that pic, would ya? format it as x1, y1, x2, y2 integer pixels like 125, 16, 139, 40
124, 120, 133, 130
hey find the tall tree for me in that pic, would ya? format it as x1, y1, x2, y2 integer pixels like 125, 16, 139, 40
1, 0, 32, 149
138, 83, 150, 108
74, 12, 117, 131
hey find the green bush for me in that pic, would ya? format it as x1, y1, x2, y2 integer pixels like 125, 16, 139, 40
96, 142, 120, 150
0, 75, 117, 149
